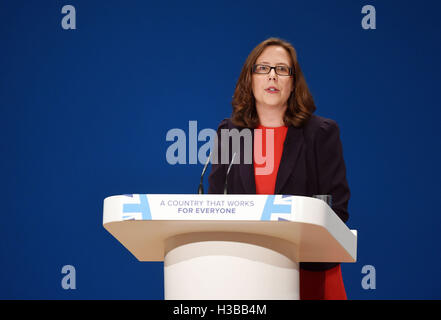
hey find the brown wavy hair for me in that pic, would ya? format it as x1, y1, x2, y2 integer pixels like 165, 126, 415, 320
231, 37, 316, 128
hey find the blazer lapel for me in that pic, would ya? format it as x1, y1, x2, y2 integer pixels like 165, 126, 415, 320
239, 128, 256, 194
239, 162, 256, 194
274, 125, 304, 194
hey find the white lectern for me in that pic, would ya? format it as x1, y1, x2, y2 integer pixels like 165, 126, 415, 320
103, 194, 357, 300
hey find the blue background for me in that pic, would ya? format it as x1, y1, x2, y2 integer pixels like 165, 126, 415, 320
1, 0, 440, 299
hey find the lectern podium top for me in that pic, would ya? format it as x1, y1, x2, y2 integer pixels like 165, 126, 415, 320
103, 194, 357, 263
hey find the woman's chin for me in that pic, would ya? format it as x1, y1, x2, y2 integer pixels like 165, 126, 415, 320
261, 100, 286, 109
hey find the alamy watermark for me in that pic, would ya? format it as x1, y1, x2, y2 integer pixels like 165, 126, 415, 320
61, 265, 76, 290
361, 264, 376, 290
361, 5, 376, 30
61, 5, 76, 30
165, 121, 275, 175
60, 5, 375, 31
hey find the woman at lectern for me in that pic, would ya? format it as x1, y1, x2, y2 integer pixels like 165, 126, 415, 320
207, 37, 351, 300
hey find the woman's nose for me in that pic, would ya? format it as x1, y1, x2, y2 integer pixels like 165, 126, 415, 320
268, 68, 277, 80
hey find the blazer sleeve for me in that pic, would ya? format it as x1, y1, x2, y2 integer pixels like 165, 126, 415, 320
314, 119, 351, 223
207, 119, 229, 194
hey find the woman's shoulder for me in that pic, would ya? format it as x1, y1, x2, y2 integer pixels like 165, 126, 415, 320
303, 114, 340, 138
215, 115, 340, 134
216, 118, 232, 129
215, 118, 245, 130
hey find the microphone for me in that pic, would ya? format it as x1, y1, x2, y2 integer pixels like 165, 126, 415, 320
198, 150, 212, 194
223, 152, 237, 195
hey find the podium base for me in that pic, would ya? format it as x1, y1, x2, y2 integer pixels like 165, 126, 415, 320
164, 232, 299, 300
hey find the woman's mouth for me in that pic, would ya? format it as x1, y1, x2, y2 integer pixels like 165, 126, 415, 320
265, 86, 280, 93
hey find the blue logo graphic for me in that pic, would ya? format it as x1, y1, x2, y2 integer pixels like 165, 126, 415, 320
260, 195, 292, 221
122, 194, 151, 220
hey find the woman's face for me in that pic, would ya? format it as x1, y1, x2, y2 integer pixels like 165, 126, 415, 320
252, 45, 294, 111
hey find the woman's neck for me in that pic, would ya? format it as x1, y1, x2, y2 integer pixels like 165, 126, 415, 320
255, 103, 287, 127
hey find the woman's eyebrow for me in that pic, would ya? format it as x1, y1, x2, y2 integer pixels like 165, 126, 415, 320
256, 60, 289, 66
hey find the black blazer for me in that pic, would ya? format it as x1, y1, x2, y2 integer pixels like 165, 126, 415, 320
208, 114, 351, 271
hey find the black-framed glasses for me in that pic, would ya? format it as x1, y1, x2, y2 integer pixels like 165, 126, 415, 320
253, 64, 293, 76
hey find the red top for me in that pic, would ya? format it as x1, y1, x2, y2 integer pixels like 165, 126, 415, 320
253, 125, 288, 194
253, 124, 347, 300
